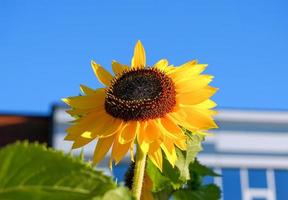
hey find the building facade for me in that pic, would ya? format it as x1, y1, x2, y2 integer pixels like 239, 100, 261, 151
0, 114, 51, 147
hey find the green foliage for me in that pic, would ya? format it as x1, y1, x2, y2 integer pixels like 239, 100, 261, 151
0, 142, 133, 200
175, 135, 203, 182
173, 185, 221, 200
146, 158, 179, 193
145, 134, 221, 200
93, 187, 132, 200
178, 159, 221, 200
146, 134, 203, 192
190, 159, 220, 178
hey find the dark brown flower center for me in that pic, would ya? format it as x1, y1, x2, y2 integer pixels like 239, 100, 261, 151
105, 68, 176, 121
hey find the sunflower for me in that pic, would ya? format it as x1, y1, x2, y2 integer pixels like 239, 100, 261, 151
63, 41, 217, 171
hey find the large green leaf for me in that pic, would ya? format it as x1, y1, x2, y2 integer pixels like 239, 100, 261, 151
0, 142, 132, 200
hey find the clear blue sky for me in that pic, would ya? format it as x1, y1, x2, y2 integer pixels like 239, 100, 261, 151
1, 0, 288, 114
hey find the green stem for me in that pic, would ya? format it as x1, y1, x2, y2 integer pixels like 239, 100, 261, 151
131, 145, 147, 200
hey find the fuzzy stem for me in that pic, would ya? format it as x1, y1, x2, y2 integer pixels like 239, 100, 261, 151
131, 145, 147, 200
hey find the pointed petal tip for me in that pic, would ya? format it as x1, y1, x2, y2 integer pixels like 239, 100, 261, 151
61, 98, 69, 104
212, 87, 220, 92
63, 135, 70, 141
191, 59, 198, 65
135, 40, 144, 51
91, 60, 97, 69
91, 60, 101, 70
90, 60, 113, 86
91, 60, 99, 70
91, 60, 96, 65
131, 40, 146, 68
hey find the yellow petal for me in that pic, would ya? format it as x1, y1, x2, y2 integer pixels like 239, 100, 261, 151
65, 111, 104, 140
176, 86, 218, 105
174, 138, 187, 151
175, 75, 214, 94
112, 60, 128, 75
168, 61, 207, 81
91, 60, 113, 86
66, 110, 119, 141
138, 141, 149, 154
66, 108, 91, 116
62, 88, 105, 109
137, 122, 150, 153
81, 131, 93, 139
165, 65, 176, 72
148, 148, 163, 172
168, 112, 197, 132
119, 121, 138, 144
90, 113, 123, 138
92, 135, 114, 165
171, 105, 216, 131
80, 84, 95, 95
143, 120, 162, 143
194, 99, 217, 109
131, 40, 146, 68
92, 117, 122, 138
182, 103, 218, 116
167, 60, 197, 74
161, 138, 177, 167
111, 134, 132, 164
180, 107, 218, 129
157, 117, 186, 140
154, 59, 168, 71
72, 136, 94, 149
148, 140, 161, 154
158, 115, 187, 150
130, 143, 135, 162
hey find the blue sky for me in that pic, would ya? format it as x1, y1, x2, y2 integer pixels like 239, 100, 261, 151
0, 0, 288, 114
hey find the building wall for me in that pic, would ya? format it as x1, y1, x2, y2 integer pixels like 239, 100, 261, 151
0, 114, 51, 147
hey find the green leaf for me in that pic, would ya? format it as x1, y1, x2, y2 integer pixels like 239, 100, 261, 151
146, 134, 203, 192
145, 130, 222, 200
190, 159, 220, 177
188, 159, 220, 190
146, 133, 204, 200
93, 187, 133, 200
146, 159, 173, 192
0, 142, 131, 200
173, 184, 221, 200
175, 135, 203, 181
